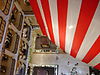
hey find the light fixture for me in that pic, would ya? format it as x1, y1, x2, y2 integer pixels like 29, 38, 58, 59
69, 25, 73, 29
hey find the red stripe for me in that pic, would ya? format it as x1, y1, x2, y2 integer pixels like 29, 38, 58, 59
40, 0, 55, 43
29, 0, 47, 36
82, 36, 100, 63
70, 0, 99, 57
57, 0, 68, 50
94, 63, 100, 70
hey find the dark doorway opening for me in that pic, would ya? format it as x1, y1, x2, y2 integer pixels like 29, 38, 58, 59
32, 66, 56, 75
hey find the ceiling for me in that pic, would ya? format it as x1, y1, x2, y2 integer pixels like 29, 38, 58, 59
29, 0, 100, 70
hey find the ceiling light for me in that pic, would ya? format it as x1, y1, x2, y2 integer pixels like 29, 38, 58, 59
69, 25, 73, 29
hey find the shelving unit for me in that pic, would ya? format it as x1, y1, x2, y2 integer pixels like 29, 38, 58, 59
0, 0, 32, 75
0, 0, 15, 59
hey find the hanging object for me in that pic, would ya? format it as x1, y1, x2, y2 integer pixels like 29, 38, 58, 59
29, 0, 100, 70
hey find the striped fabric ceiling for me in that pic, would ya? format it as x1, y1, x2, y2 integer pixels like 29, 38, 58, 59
29, 0, 100, 70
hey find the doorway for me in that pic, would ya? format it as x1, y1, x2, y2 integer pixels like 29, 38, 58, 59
32, 66, 56, 75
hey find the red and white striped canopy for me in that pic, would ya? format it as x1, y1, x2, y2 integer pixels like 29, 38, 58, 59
29, 0, 100, 70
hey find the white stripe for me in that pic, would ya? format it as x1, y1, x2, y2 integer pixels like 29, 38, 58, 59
88, 53, 100, 67
48, 0, 59, 46
37, 0, 50, 39
65, 0, 82, 54
76, 2, 100, 60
